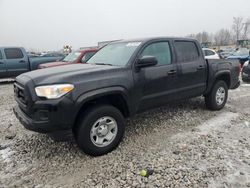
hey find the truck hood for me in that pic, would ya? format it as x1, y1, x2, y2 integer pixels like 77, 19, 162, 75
38, 61, 73, 68
18, 64, 121, 85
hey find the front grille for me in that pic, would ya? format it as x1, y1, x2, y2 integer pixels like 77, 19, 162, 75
14, 83, 27, 106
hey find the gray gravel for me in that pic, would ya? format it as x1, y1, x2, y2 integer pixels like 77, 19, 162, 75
0, 82, 250, 188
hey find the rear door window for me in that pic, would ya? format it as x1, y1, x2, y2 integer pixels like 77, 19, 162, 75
174, 41, 199, 63
0, 51, 3, 59
4, 48, 24, 59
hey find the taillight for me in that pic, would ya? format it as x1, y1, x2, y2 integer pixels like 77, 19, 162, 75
239, 63, 242, 73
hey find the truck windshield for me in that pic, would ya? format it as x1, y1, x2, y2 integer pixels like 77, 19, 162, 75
62, 51, 81, 62
87, 42, 141, 66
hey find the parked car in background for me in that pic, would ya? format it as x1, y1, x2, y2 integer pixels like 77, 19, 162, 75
38, 48, 98, 69
203, 48, 220, 59
218, 49, 235, 59
242, 60, 250, 82
0, 47, 65, 78
40, 52, 65, 58
27, 53, 40, 58
227, 48, 250, 66
14, 37, 240, 156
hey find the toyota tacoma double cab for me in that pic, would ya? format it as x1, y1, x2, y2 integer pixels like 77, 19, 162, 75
13, 37, 240, 156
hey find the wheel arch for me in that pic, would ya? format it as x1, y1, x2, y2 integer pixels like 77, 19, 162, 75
205, 71, 231, 95
214, 72, 231, 88
73, 87, 130, 129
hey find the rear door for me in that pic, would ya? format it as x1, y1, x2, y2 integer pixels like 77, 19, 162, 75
0, 49, 7, 78
174, 40, 207, 97
4, 48, 29, 77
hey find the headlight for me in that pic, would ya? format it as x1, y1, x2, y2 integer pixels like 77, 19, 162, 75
243, 60, 249, 67
35, 84, 74, 99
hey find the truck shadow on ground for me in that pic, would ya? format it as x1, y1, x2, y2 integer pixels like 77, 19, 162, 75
12, 97, 209, 159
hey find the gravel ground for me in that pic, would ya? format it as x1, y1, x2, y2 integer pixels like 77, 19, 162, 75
0, 82, 250, 188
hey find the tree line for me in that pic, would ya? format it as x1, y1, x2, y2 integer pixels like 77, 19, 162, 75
187, 17, 250, 46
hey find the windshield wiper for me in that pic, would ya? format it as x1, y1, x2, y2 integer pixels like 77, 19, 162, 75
94, 63, 113, 66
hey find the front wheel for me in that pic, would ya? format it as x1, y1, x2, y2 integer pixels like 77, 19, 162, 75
205, 80, 228, 111
75, 105, 125, 156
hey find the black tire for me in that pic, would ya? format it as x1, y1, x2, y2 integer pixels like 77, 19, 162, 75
242, 77, 250, 83
205, 80, 228, 111
75, 104, 125, 156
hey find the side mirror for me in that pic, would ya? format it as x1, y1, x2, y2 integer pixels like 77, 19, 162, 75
135, 56, 157, 70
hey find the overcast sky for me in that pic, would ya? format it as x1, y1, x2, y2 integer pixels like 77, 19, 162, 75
0, 0, 250, 51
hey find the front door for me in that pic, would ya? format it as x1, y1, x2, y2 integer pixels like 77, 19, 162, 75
4, 48, 29, 77
134, 41, 178, 111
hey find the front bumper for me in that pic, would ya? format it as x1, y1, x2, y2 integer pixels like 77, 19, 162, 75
14, 105, 51, 133
231, 80, 241, 89
13, 94, 76, 141
13, 105, 74, 141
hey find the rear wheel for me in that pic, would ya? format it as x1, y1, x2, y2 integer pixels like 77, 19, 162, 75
205, 80, 228, 110
75, 105, 125, 156
242, 77, 250, 83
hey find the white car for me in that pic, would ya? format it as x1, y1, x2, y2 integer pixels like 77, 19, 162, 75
203, 48, 220, 59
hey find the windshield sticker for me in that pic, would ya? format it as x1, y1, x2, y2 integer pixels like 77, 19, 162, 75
126, 42, 141, 47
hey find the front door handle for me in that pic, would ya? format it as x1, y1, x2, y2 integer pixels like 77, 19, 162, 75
0, 61, 4, 64
19, 60, 26, 63
168, 70, 177, 75
197, 65, 205, 70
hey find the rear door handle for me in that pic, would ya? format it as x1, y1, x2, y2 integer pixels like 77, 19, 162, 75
197, 65, 205, 70
168, 70, 177, 75
0, 61, 4, 64
19, 60, 26, 63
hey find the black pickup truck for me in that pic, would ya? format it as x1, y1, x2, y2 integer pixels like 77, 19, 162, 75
13, 37, 240, 156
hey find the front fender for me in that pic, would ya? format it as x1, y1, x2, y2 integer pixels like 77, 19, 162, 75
74, 86, 131, 116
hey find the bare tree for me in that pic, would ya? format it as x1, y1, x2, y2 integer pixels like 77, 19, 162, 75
214, 29, 231, 46
201, 31, 210, 43
186, 31, 211, 43
186, 34, 196, 39
195, 33, 202, 43
232, 17, 244, 42
243, 18, 250, 40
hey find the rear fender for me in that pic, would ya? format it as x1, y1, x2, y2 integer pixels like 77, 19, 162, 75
205, 70, 231, 94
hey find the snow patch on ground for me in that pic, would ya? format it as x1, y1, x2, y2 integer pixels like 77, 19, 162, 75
198, 112, 239, 134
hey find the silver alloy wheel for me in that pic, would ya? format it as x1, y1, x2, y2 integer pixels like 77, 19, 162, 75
215, 87, 226, 105
90, 116, 118, 147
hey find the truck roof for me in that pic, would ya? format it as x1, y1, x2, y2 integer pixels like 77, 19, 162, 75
0, 47, 25, 49
110, 37, 198, 44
